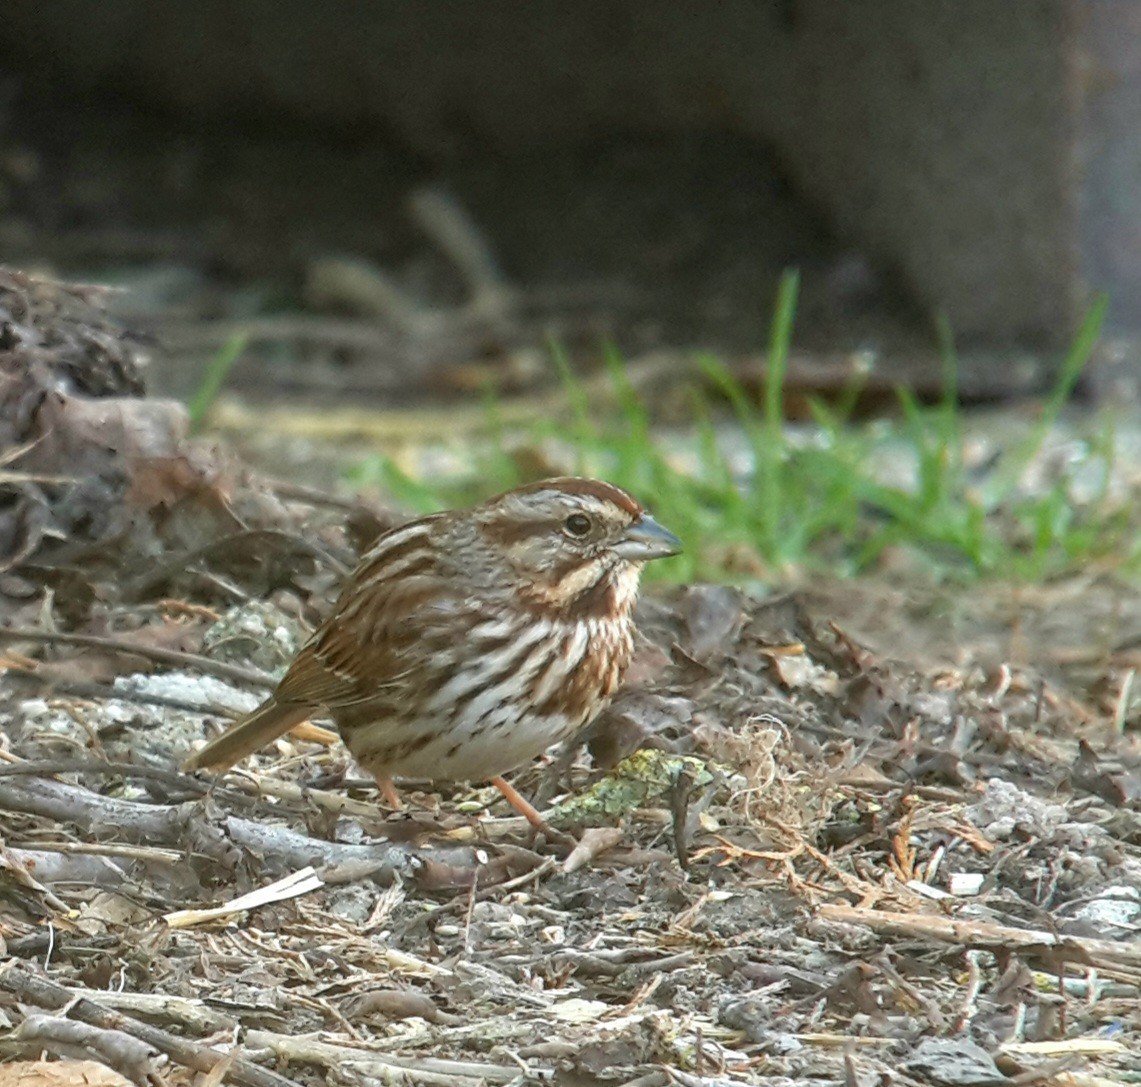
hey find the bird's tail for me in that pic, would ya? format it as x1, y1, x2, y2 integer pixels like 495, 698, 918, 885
182, 698, 315, 772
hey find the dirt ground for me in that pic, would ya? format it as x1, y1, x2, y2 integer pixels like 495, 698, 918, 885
0, 271, 1139, 1087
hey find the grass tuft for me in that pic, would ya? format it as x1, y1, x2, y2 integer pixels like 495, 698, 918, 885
347, 283, 1135, 584
188, 333, 248, 433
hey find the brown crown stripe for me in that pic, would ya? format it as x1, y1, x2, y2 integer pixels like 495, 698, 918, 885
496, 477, 642, 516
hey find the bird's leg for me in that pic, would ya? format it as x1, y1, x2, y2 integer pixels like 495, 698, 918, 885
489, 775, 573, 844
378, 776, 403, 809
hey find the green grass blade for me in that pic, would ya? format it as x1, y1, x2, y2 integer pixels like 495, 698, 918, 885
983, 296, 1108, 509
765, 270, 798, 433
188, 333, 247, 432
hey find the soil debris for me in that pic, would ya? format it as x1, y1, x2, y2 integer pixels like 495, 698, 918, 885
1, 270, 1139, 1085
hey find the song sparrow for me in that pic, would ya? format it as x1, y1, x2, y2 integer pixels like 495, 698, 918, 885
183, 477, 681, 827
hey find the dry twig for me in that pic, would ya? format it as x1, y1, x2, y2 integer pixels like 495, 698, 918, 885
820, 904, 1141, 982
0, 966, 300, 1087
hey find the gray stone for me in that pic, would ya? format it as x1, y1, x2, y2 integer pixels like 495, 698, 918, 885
903, 1037, 1006, 1086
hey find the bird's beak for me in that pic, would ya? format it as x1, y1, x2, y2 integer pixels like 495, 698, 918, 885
614, 513, 683, 561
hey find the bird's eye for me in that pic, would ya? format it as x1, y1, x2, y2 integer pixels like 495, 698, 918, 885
564, 513, 592, 537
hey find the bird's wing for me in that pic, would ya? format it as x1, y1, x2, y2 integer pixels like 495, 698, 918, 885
273, 575, 468, 710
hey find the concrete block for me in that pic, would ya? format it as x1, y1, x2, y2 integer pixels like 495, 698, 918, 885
0, 0, 1132, 347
